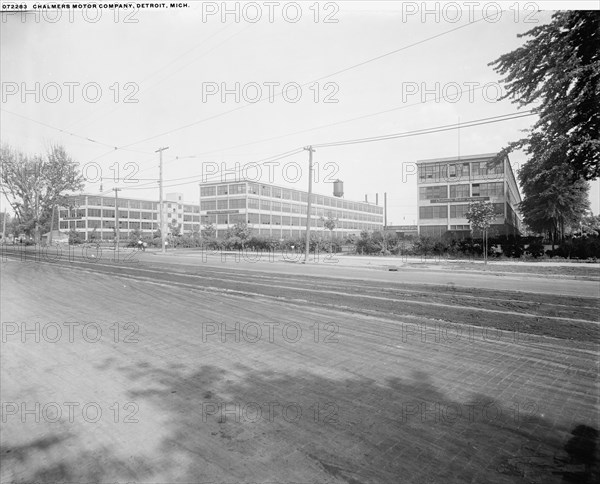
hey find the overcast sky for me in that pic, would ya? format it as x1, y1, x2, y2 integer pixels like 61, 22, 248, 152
2, 0, 598, 224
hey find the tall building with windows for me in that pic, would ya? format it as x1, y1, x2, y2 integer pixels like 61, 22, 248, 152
417, 153, 522, 238
59, 181, 384, 241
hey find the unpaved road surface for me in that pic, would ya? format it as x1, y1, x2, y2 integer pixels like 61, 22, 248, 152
1, 251, 598, 483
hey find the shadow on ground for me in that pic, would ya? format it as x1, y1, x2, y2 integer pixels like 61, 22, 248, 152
2, 360, 598, 484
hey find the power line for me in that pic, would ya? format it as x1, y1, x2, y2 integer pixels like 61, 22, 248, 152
118, 15, 491, 149
169, 83, 496, 161
65, 24, 247, 132
0, 108, 153, 155
98, 110, 533, 193
313, 111, 535, 148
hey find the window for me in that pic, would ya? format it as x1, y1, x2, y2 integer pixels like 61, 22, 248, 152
229, 198, 246, 209
229, 183, 246, 194
449, 184, 470, 198
217, 214, 228, 224
260, 214, 271, 224
141, 201, 153, 210
248, 184, 259, 195
291, 191, 300, 201
260, 185, 271, 197
419, 225, 447, 237
201, 186, 216, 197
472, 182, 504, 197
87, 197, 101, 206
471, 160, 504, 177
271, 201, 281, 211
450, 204, 469, 219
217, 185, 228, 195
248, 198, 259, 209
492, 203, 504, 215
282, 189, 291, 199
260, 200, 270, 211
102, 209, 115, 218
87, 208, 102, 218
419, 206, 448, 219
217, 199, 228, 210
272, 187, 282, 198
419, 186, 448, 200
272, 215, 282, 225
248, 213, 259, 224
201, 200, 216, 211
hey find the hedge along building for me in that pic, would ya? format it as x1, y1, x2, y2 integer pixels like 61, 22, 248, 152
416, 153, 523, 239
59, 180, 384, 241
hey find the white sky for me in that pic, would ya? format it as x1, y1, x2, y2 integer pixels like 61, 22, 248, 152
1, 0, 598, 225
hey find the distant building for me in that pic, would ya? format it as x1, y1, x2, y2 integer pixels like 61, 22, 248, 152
60, 181, 384, 241
416, 153, 522, 238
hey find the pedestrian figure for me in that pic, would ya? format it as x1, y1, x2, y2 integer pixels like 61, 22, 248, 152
142, 241, 147, 251
138, 239, 143, 251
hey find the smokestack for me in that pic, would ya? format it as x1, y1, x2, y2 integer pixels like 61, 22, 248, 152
376, 193, 379, 206
384, 192, 387, 228
365, 194, 368, 202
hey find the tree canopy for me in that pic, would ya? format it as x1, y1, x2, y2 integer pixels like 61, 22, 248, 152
490, 10, 599, 181
0, 144, 84, 238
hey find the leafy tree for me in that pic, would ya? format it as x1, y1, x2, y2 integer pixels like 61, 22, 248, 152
225, 221, 253, 248
490, 11, 600, 181
1, 144, 84, 241
518, 147, 589, 247
68, 228, 83, 245
201, 223, 216, 238
320, 215, 338, 254
466, 201, 496, 264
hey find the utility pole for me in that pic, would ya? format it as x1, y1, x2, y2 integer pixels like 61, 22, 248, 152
2, 207, 6, 241
156, 147, 169, 254
113, 188, 121, 257
48, 204, 56, 244
304, 146, 315, 263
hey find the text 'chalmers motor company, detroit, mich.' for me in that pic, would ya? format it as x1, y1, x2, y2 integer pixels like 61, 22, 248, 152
28, 3, 188, 8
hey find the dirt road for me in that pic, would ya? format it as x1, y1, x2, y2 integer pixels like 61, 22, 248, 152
1, 254, 598, 483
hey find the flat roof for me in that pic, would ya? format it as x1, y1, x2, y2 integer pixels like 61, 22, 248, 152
416, 153, 503, 164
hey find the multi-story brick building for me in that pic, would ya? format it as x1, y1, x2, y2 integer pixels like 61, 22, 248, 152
416, 153, 522, 238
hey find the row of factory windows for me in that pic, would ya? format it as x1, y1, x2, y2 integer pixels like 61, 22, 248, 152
200, 184, 383, 214
418, 160, 505, 183
419, 182, 505, 200
419, 203, 504, 220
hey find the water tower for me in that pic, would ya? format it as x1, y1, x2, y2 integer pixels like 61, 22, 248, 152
333, 179, 344, 198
